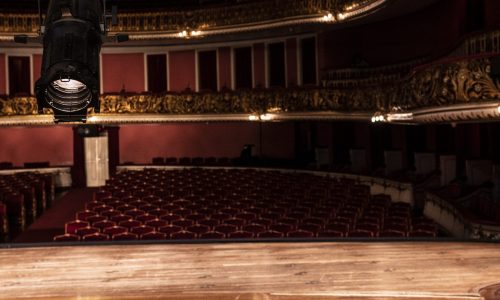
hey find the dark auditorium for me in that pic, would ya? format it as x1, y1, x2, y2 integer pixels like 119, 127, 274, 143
0, 0, 500, 299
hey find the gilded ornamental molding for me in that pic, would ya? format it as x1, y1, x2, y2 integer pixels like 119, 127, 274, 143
1, 57, 500, 125
0, 0, 383, 39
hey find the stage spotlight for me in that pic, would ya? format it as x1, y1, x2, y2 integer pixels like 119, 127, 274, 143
35, 0, 104, 123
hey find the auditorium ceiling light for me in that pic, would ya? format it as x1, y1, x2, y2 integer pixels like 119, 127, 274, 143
248, 113, 274, 121
260, 114, 273, 121
178, 30, 203, 38
386, 112, 413, 122
322, 13, 334, 22
497, 105, 500, 114
371, 113, 386, 123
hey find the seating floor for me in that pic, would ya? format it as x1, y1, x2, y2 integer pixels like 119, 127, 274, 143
14, 188, 97, 243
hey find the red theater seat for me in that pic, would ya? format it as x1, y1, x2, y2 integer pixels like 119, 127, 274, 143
186, 224, 210, 236
93, 220, 116, 231
158, 225, 182, 236
119, 219, 142, 230
112, 232, 139, 241
348, 230, 373, 238
214, 224, 237, 236
76, 210, 98, 221
228, 231, 253, 239
318, 230, 343, 237
53, 234, 80, 242
85, 201, 105, 211
171, 230, 196, 240
141, 231, 167, 240
258, 230, 284, 238
297, 223, 321, 233
145, 218, 168, 229
100, 209, 121, 219
110, 214, 133, 224
288, 230, 315, 238
93, 205, 113, 214
379, 230, 406, 237
200, 231, 225, 239
224, 217, 246, 228
103, 225, 128, 237
93, 190, 112, 201
242, 224, 266, 235
86, 215, 107, 225
75, 226, 99, 237
136, 214, 156, 224
409, 230, 436, 238
185, 213, 207, 222
124, 208, 147, 218
130, 225, 155, 236
172, 219, 194, 228
198, 219, 219, 229
160, 213, 182, 223
148, 208, 168, 218
65, 220, 89, 234
82, 233, 109, 241
269, 223, 293, 235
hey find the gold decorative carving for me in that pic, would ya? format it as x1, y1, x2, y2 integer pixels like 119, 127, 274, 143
1, 58, 499, 124
0, 0, 378, 35
0, 96, 39, 116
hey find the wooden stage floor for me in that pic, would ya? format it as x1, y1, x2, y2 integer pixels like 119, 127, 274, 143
0, 241, 499, 300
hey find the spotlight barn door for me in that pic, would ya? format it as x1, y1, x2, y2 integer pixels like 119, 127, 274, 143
84, 135, 109, 187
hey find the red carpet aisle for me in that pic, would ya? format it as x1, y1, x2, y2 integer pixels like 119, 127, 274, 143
14, 188, 96, 243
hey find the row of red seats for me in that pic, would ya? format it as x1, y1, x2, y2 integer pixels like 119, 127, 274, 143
0, 173, 54, 242
151, 157, 235, 166
55, 169, 438, 242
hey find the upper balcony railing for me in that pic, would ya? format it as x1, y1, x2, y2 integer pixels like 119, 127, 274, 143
0, 0, 381, 36
322, 58, 426, 89
0, 54, 498, 124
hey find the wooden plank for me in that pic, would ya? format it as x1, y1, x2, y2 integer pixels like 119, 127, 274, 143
0, 242, 498, 300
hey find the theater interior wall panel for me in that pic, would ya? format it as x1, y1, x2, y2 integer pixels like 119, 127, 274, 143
253, 43, 266, 88
119, 123, 295, 164
286, 38, 298, 86
102, 53, 145, 93
32, 54, 42, 91
218, 47, 232, 90
168, 50, 196, 92
0, 54, 5, 95
0, 126, 73, 166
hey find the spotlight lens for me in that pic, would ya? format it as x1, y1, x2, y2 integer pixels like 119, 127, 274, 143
45, 78, 92, 113
52, 79, 87, 93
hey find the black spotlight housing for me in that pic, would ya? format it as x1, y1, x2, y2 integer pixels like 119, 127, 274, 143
35, 0, 104, 123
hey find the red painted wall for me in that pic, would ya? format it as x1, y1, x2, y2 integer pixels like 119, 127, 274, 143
168, 50, 196, 92
0, 54, 6, 95
32, 54, 42, 88
253, 43, 266, 88
102, 53, 145, 93
218, 47, 232, 90
0, 126, 73, 166
286, 38, 298, 86
119, 122, 295, 164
